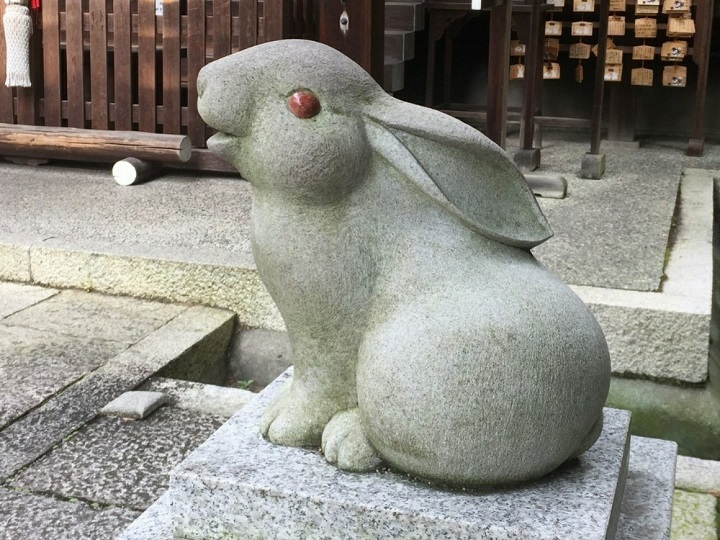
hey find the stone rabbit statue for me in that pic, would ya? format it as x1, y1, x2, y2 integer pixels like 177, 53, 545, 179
198, 40, 611, 487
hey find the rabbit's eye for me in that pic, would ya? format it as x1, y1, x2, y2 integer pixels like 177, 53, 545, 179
288, 91, 321, 119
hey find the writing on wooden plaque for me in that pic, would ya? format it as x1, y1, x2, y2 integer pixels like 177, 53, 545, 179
635, 17, 658, 38
573, 0, 595, 12
544, 38, 560, 60
608, 15, 626, 36
571, 21, 593, 37
609, 0, 626, 10
631, 67, 654, 86
569, 42, 592, 59
663, 0, 691, 13
632, 44, 655, 60
605, 48, 624, 64
667, 14, 695, 37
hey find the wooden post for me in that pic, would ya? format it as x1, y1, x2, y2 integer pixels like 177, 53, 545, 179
589, 0, 610, 156
314, 0, 385, 85
486, 0, 512, 148
688, 0, 712, 156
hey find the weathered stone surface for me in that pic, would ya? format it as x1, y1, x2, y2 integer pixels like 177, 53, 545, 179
616, 436, 677, 540
0, 324, 127, 428
0, 487, 140, 540
676, 456, 720, 494
126, 371, 630, 540
141, 377, 254, 418
533, 171, 680, 292
227, 327, 292, 387
30, 239, 283, 331
198, 39, 611, 486
588, 303, 710, 383
101, 391, 168, 420
0, 281, 58, 319
0, 306, 234, 481
2, 289, 186, 344
670, 490, 718, 540
9, 407, 224, 511
580, 152, 606, 179
0, 232, 40, 282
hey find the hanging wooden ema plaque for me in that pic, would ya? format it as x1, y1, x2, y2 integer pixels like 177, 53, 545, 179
609, 0, 626, 10
604, 64, 622, 82
662, 64, 687, 86
510, 40, 525, 80
571, 21, 593, 37
543, 62, 561, 80
631, 67, 654, 86
573, 0, 594, 12
635, 17, 658, 38
661, 40, 687, 61
545, 19, 563, 36
510, 40, 526, 56
570, 42, 591, 83
663, 0, 691, 14
636, 0, 660, 14
667, 14, 695, 37
608, 16, 626, 36
633, 44, 655, 60
544, 38, 560, 60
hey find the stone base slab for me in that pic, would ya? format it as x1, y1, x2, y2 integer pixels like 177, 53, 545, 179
121, 370, 643, 540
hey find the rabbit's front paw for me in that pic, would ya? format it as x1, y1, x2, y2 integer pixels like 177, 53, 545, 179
322, 408, 381, 472
260, 387, 334, 448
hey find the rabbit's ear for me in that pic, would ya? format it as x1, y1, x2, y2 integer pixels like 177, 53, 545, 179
364, 101, 552, 248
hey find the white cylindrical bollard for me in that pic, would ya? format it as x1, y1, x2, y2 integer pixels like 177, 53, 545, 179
3, 0, 32, 88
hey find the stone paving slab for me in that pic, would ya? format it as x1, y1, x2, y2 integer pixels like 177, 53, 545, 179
2, 289, 186, 344
0, 305, 234, 481
0, 487, 140, 540
676, 456, 720, 495
0, 281, 58, 319
0, 324, 128, 429
9, 407, 224, 511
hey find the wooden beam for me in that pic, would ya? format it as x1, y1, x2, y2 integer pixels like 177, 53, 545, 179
0, 124, 191, 163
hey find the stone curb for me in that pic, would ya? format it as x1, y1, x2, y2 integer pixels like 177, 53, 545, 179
0, 306, 235, 482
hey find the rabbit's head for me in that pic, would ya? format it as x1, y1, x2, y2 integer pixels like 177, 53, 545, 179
199, 40, 552, 248
198, 40, 379, 203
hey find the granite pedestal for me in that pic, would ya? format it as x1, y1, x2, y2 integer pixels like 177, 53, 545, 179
120, 369, 677, 540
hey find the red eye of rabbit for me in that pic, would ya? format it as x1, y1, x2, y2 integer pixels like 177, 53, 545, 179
288, 91, 321, 119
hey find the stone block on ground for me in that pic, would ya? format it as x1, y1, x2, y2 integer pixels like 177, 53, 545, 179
123, 371, 634, 540
676, 456, 720, 495
9, 407, 224, 511
141, 377, 254, 418
0, 487, 140, 540
101, 391, 168, 420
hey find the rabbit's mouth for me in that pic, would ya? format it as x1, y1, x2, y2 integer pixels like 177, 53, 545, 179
207, 131, 238, 160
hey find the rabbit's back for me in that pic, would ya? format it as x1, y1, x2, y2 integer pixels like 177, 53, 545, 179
356, 259, 610, 487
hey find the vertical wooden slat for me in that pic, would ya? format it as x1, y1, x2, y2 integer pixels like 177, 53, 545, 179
89, 0, 108, 129
237, 0, 257, 51
138, 0, 157, 132
163, 0, 181, 133
113, 0, 132, 130
42, 0, 62, 126
66, 0, 85, 127
213, 0, 232, 59
263, 0, 289, 43
187, 0, 206, 146
0, 2, 14, 123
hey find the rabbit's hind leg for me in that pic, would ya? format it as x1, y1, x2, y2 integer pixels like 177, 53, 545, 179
322, 408, 381, 472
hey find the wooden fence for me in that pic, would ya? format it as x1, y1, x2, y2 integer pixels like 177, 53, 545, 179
0, 0, 299, 169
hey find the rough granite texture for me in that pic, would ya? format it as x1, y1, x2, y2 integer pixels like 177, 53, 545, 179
675, 456, 720, 494
197, 39, 611, 485
0, 306, 234, 481
10, 407, 224, 511
101, 391, 168, 420
670, 490, 718, 540
589, 303, 711, 383
616, 436, 677, 540
130, 370, 632, 540
0, 280, 58, 318
141, 377, 254, 418
0, 487, 140, 540
0, 324, 128, 428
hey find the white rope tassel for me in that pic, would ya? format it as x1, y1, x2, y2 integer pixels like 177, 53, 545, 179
4, 0, 32, 87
